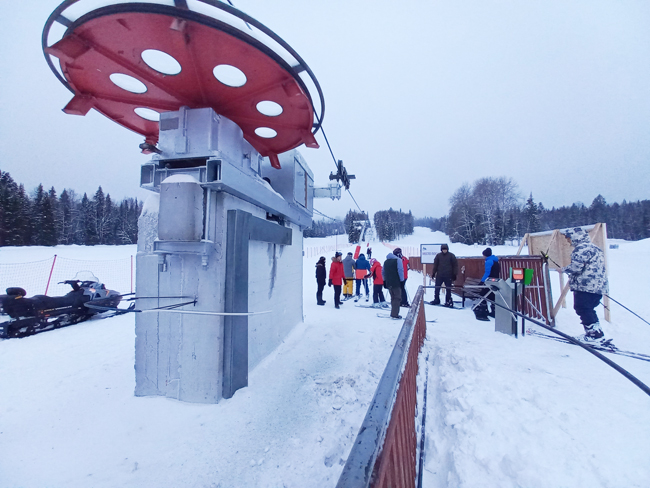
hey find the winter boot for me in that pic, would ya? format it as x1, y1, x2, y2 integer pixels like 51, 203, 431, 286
583, 322, 605, 340
365, 294, 370, 302
354, 295, 360, 302
431, 298, 440, 306
488, 305, 496, 318
474, 300, 490, 321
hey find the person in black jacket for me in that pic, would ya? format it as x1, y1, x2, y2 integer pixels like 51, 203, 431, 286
430, 244, 458, 307
382, 252, 405, 320
315, 256, 327, 305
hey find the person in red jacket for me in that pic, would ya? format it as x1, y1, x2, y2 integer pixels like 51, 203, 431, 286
369, 258, 388, 309
328, 252, 345, 309
394, 248, 410, 307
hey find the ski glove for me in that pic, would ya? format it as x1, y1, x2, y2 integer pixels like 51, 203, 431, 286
328, 279, 332, 287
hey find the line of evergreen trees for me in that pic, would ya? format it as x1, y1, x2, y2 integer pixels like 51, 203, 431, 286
428, 176, 650, 244
344, 210, 369, 243
520, 194, 650, 241
0, 170, 142, 247
373, 208, 414, 242
303, 218, 345, 238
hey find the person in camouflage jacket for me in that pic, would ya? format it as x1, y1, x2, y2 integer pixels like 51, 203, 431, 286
562, 227, 609, 340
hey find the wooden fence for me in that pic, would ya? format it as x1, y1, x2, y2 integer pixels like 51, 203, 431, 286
336, 286, 427, 488
409, 255, 553, 324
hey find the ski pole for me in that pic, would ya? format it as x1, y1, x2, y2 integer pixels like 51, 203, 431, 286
604, 294, 650, 326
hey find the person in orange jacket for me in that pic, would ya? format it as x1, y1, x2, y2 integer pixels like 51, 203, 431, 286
369, 258, 388, 309
394, 248, 410, 307
328, 252, 345, 309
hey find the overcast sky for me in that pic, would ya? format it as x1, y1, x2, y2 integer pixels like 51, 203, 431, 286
1, 0, 648, 220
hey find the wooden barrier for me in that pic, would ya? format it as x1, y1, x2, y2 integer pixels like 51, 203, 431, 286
336, 287, 427, 488
454, 256, 552, 324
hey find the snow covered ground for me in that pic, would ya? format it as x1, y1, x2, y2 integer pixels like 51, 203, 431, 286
1, 228, 649, 487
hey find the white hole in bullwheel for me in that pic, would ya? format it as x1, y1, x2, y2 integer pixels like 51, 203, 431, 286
141, 49, 182, 75
255, 127, 277, 138
213, 64, 247, 87
256, 100, 283, 117
134, 107, 160, 121
109, 73, 147, 94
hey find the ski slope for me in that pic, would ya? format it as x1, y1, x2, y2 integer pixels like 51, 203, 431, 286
1, 228, 649, 487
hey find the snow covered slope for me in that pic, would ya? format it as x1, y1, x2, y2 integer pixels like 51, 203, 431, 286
1, 230, 649, 487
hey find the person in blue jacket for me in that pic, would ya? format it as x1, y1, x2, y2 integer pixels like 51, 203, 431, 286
479, 248, 500, 318
354, 253, 371, 302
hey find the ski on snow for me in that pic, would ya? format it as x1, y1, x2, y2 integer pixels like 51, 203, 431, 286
526, 328, 650, 363
375, 312, 436, 322
425, 302, 463, 310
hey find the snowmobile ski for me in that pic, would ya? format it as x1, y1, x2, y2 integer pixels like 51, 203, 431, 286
526, 329, 650, 363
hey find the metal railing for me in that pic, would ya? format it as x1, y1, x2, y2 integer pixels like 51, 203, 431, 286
336, 286, 427, 488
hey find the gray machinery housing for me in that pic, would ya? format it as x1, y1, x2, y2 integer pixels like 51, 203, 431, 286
485, 278, 518, 336
136, 106, 317, 403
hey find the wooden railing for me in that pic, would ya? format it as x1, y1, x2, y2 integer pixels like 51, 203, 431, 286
336, 286, 427, 488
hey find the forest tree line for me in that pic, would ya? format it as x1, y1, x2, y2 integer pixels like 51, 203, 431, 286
0, 170, 142, 247
304, 208, 416, 243
429, 176, 650, 244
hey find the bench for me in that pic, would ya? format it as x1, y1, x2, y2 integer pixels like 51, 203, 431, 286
450, 277, 484, 307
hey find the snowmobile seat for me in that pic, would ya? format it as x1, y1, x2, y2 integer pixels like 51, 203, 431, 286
0, 292, 87, 319
6, 287, 27, 296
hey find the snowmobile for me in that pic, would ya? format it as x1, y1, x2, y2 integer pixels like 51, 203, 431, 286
0, 273, 122, 339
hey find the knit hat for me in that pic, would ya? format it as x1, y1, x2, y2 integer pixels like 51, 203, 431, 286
393, 247, 402, 257
347, 252, 353, 256
358, 253, 365, 259
335, 251, 342, 257
441, 244, 449, 251
482, 248, 492, 257
318, 256, 326, 264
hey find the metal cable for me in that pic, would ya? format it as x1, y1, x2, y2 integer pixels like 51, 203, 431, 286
312, 208, 339, 222
430, 285, 650, 398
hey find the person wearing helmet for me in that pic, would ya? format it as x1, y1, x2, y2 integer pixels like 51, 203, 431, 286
562, 227, 609, 342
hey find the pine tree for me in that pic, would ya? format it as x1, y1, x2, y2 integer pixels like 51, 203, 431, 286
524, 193, 541, 234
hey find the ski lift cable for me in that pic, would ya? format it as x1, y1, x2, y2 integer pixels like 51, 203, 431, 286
313, 208, 338, 222
346, 189, 363, 213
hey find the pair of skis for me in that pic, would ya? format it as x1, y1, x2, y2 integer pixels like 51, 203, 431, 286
527, 329, 650, 363
375, 312, 436, 323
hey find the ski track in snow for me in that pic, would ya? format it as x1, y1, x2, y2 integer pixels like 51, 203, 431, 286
1, 230, 650, 487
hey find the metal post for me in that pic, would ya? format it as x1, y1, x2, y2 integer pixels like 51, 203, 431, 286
521, 282, 526, 336
45, 254, 57, 295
